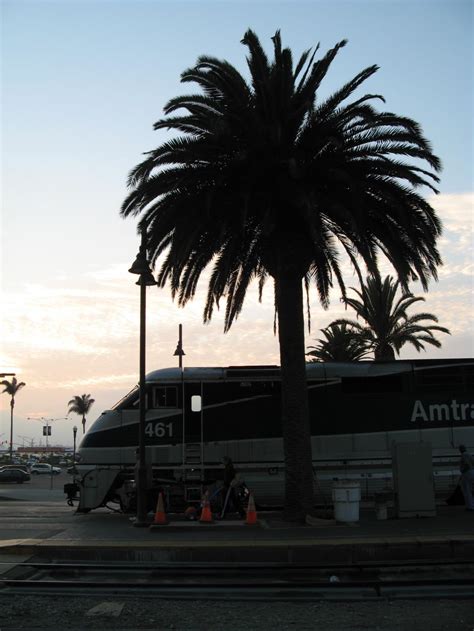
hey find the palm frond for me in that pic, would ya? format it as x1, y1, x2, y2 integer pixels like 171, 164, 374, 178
306, 322, 372, 362
340, 275, 449, 359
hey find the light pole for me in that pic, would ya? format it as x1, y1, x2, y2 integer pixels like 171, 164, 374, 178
128, 228, 157, 526
173, 324, 186, 475
27, 417, 68, 450
72, 426, 78, 475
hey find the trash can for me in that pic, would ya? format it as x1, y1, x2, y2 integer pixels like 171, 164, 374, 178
332, 480, 361, 522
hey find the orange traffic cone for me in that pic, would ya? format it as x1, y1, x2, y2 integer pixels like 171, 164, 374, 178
199, 490, 214, 524
152, 492, 168, 525
245, 492, 258, 525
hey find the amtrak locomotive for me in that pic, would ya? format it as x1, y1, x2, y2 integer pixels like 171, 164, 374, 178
71, 358, 473, 513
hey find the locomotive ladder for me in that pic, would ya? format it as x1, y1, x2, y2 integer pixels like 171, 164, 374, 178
183, 442, 203, 503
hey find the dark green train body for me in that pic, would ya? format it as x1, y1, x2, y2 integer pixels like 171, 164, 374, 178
74, 358, 473, 512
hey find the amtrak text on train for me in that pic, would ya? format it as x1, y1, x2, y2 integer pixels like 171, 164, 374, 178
411, 400, 474, 423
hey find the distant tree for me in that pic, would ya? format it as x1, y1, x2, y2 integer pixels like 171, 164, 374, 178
306, 323, 371, 362
334, 275, 450, 360
1, 377, 26, 462
121, 30, 443, 520
68, 394, 95, 435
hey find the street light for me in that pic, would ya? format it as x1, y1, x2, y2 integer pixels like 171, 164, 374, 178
72, 426, 78, 476
27, 417, 68, 449
173, 324, 186, 476
129, 228, 157, 527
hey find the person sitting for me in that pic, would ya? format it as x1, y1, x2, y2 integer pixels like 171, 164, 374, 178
220, 456, 245, 519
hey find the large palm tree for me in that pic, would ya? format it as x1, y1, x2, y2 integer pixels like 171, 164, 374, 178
1, 377, 26, 462
121, 30, 442, 520
306, 323, 371, 362
334, 275, 450, 360
67, 394, 95, 435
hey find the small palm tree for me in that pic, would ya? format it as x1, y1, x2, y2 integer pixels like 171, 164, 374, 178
334, 275, 450, 360
306, 323, 371, 362
68, 394, 95, 434
1, 377, 26, 462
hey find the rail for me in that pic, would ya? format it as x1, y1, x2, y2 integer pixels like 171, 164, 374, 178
2, 560, 474, 600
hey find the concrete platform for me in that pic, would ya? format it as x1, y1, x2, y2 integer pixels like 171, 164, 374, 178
0, 501, 473, 564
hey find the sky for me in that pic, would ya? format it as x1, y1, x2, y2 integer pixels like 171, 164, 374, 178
1, 0, 473, 448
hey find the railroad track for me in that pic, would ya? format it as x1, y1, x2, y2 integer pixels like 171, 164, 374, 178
1, 560, 473, 600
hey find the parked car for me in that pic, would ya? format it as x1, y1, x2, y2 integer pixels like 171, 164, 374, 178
0, 464, 29, 473
0, 468, 31, 484
29, 463, 61, 475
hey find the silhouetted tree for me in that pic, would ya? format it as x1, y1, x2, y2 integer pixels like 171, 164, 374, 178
1, 377, 26, 462
306, 323, 370, 362
334, 275, 450, 360
121, 30, 442, 520
68, 394, 95, 435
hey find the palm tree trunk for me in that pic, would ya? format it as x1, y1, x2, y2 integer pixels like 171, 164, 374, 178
82, 416, 86, 434
9, 399, 14, 463
276, 272, 314, 521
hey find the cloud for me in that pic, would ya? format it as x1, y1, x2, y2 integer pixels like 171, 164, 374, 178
84, 263, 133, 287
429, 192, 474, 233
2, 277, 139, 356
4, 196, 472, 361
58, 373, 139, 390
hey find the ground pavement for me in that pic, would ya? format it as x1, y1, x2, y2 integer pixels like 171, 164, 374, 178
0, 489, 473, 564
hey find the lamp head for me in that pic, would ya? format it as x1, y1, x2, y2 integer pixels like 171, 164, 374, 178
173, 343, 185, 357
128, 248, 152, 275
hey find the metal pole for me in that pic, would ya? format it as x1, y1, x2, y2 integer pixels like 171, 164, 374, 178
179, 324, 185, 477
9, 401, 14, 463
73, 426, 77, 477
135, 233, 148, 526
179, 322, 185, 483
178, 324, 183, 370
49, 423, 53, 490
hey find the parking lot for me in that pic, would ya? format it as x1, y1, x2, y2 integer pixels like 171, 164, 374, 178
0, 467, 69, 502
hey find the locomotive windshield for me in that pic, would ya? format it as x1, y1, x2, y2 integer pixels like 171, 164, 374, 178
111, 385, 139, 410
109, 384, 180, 410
